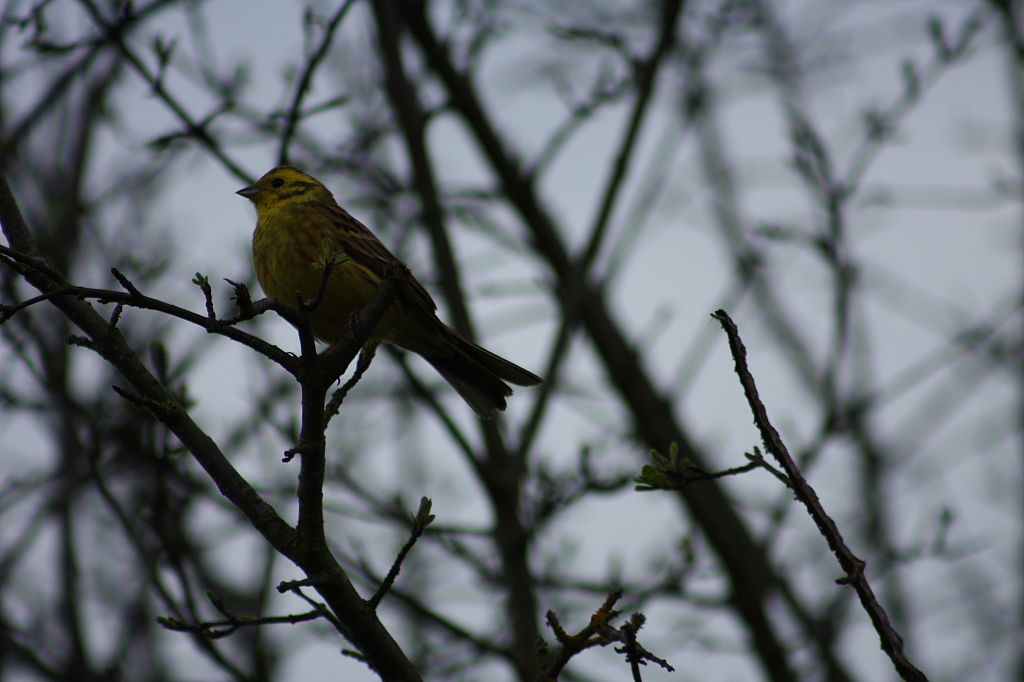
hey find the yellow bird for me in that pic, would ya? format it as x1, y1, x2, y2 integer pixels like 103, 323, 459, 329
238, 166, 542, 418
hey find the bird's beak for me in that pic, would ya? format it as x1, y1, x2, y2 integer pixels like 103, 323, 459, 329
236, 184, 261, 199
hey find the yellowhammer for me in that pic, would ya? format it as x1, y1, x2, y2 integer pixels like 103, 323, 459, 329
237, 166, 542, 418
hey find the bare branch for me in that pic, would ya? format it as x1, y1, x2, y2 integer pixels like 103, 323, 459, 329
712, 309, 928, 682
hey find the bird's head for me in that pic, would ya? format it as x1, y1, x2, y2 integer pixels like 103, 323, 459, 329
236, 166, 334, 215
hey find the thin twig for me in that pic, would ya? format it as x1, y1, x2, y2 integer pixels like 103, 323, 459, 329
712, 309, 928, 682
157, 608, 327, 639
323, 342, 378, 428
536, 590, 672, 681
77, 0, 251, 183
0, 250, 300, 374
368, 497, 434, 610
277, 0, 358, 165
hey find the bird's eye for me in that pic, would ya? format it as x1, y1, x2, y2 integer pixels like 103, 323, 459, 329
271, 178, 284, 188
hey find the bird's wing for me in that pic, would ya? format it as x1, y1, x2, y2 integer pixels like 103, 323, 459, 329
314, 201, 438, 314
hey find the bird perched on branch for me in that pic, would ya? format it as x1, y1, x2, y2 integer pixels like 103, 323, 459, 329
238, 165, 542, 418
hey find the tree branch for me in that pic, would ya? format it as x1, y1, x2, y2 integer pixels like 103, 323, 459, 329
0, 165, 423, 682
712, 309, 928, 682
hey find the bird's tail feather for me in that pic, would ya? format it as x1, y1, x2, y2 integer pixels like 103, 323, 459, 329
423, 328, 542, 419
